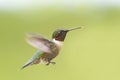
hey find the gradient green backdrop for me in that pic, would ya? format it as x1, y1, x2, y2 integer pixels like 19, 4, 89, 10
0, 3, 120, 80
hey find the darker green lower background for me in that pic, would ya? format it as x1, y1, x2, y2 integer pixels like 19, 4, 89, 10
0, 6, 120, 80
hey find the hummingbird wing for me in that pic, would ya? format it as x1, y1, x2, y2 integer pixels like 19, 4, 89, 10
26, 33, 54, 53
21, 50, 43, 69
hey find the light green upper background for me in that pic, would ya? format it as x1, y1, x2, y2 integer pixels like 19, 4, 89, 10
0, 0, 120, 80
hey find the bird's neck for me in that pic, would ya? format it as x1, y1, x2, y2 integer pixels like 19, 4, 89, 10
52, 39, 63, 48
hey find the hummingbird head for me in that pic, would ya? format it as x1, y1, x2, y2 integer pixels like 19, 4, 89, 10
52, 27, 81, 41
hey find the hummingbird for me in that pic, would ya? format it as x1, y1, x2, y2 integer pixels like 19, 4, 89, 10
21, 27, 81, 69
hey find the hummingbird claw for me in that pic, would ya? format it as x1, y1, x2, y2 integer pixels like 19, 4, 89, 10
50, 62, 56, 65
46, 62, 56, 66
46, 61, 50, 65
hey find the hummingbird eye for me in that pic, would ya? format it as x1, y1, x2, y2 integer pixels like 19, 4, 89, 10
52, 29, 66, 39
58, 31, 61, 34
57, 31, 61, 36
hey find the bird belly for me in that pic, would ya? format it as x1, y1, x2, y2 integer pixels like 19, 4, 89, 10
40, 42, 61, 64
40, 52, 59, 63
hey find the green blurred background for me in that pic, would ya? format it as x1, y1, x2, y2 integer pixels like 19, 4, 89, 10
0, 0, 120, 80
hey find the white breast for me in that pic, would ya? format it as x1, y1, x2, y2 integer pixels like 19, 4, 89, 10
52, 39, 63, 49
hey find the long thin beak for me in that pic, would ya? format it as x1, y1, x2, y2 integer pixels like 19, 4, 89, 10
66, 27, 81, 32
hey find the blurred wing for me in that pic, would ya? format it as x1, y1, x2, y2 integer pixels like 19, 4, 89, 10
26, 33, 54, 53
21, 50, 43, 69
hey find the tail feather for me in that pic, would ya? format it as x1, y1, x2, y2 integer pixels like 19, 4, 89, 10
21, 62, 32, 70
21, 50, 43, 70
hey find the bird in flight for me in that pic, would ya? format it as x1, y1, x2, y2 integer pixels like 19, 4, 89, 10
21, 27, 81, 69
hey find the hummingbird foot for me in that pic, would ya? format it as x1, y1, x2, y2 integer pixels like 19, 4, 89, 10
50, 62, 56, 65
46, 62, 56, 66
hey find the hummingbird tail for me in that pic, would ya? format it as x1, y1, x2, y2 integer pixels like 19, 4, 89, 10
21, 62, 32, 70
